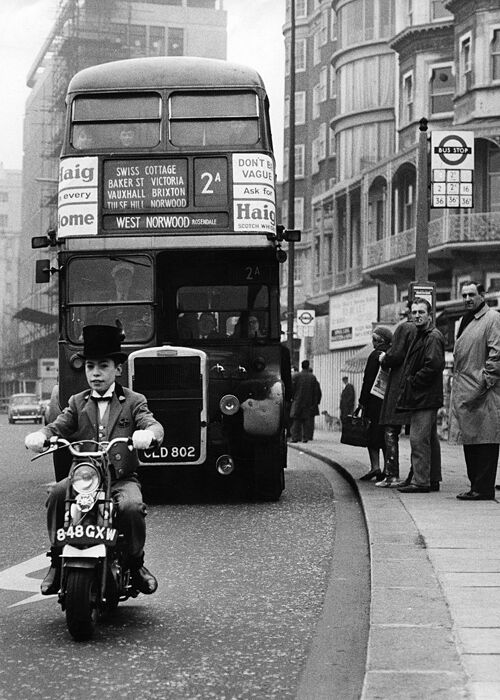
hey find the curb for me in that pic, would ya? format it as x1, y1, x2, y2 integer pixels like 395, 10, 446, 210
290, 441, 471, 699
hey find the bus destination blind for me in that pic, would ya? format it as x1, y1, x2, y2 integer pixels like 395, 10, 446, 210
58, 155, 276, 237
103, 158, 229, 232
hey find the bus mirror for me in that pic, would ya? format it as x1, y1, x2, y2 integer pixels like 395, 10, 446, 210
35, 259, 51, 283
283, 229, 301, 243
32, 236, 50, 249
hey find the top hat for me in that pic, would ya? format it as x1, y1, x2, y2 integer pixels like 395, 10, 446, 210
78, 325, 127, 363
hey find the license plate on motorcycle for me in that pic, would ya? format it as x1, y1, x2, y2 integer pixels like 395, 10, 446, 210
56, 524, 118, 547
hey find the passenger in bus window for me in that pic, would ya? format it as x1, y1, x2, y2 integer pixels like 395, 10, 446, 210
130, 308, 153, 338
233, 313, 265, 338
119, 125, 136, 147
178, 312, 199, 339
73, 126, 94, 150
111, 262, 135, 301
248, 315, 265, 338
199, 312, 223, 339
227, 119, 258, 145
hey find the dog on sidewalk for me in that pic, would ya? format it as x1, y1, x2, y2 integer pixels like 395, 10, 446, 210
321, 410, 341, 431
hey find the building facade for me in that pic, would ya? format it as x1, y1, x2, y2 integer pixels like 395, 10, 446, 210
14, 0, 227, 384
282, 0, 500, 423
0, 164, 22, 398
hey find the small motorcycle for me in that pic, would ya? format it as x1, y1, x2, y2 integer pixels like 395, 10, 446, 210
32, 436, 140, 641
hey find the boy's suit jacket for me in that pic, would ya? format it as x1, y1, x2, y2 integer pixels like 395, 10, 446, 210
42, 383, 164, 480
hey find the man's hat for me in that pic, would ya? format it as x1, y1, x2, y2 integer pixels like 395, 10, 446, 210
78, 325, 127, 363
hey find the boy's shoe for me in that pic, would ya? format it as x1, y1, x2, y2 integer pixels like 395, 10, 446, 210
40, 548, 61, 596
430, 481, 440, 492
131, 565, 158, 595
41, 565, 60, 596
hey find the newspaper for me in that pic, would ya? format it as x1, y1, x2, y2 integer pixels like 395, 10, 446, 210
370, 366, 390, 399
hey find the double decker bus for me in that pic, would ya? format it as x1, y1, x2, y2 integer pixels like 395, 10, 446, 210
34, 56, 298, 501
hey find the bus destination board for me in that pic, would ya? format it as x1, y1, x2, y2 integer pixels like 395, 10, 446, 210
58, 155, 275, 237
102, 157, 231, 232
104, 159, 189, 211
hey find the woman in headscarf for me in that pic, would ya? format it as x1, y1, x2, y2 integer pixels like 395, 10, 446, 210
358, 326, 393, 481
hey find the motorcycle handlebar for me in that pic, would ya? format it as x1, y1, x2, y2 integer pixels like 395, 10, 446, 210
46, 436, 134, 458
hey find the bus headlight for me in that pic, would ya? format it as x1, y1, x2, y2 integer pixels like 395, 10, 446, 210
216, 455, 235, 475
219, 394, 240, 415
71, 463, 100, 494
69, 353, 85, 371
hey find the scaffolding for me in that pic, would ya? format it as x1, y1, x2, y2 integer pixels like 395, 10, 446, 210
14, 0, 227, 387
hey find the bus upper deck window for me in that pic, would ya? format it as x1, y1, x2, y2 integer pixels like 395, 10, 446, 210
169, 91, 259, 147
72, 121, 160, 149
170, 119, 258, 147
71, 93, 161, 149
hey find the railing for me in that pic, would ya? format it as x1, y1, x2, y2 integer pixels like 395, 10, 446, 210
364, 212, 500, 269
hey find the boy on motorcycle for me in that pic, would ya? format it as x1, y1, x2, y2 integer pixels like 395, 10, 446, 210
25, 325, 164, 596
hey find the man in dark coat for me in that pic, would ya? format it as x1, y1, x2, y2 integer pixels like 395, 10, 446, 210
376, 310, 417, 487
397, 298, 445, 493
290, 360, 321, 442
340, 376, 355, 424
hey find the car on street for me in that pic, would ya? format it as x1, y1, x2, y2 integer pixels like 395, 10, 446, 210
7, 393, 43, 424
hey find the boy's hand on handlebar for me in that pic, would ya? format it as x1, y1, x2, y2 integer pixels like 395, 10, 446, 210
25, 431, 48, 453
132, 429, 155, 450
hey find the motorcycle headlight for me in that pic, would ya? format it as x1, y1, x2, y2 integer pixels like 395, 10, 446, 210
71, 462, 100, 494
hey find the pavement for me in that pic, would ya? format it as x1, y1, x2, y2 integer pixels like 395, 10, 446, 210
290, 429, 500, 700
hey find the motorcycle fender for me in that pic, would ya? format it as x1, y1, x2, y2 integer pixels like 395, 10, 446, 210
62, 544, 106, 562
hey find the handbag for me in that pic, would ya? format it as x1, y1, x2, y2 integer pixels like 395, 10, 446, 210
340, 407, 371, 447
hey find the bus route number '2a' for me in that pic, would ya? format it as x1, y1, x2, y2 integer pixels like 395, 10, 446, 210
194, 157, 228, 208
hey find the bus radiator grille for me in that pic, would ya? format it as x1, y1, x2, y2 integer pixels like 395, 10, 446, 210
132, 356, 202, 399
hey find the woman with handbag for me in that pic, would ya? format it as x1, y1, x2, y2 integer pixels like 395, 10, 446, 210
358, 326, 393, 481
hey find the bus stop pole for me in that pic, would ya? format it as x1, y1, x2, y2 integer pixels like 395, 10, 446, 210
415, 118, 429, 284
286, 0, 296, 358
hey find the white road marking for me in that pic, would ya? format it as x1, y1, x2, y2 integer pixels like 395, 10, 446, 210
0, 554, 56, 607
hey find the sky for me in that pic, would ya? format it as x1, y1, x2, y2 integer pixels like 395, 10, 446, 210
0, 0, 285, 176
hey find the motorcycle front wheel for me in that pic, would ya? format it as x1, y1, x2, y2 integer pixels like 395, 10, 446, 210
65, 568, 99, 641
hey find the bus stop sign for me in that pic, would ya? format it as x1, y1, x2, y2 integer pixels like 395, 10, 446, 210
430, 130, 474, 209
296, 309, 315, 337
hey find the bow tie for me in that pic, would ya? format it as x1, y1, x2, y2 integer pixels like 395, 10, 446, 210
91, 395, 112, 402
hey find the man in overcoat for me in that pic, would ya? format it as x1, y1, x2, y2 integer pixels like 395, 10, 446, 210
340, 376, 355, 424
449, 282, 500, 500
290, 360, 321, 442
397, 298, 445, 493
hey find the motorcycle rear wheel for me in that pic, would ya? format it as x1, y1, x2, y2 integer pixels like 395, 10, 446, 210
65, 568, 99, 641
